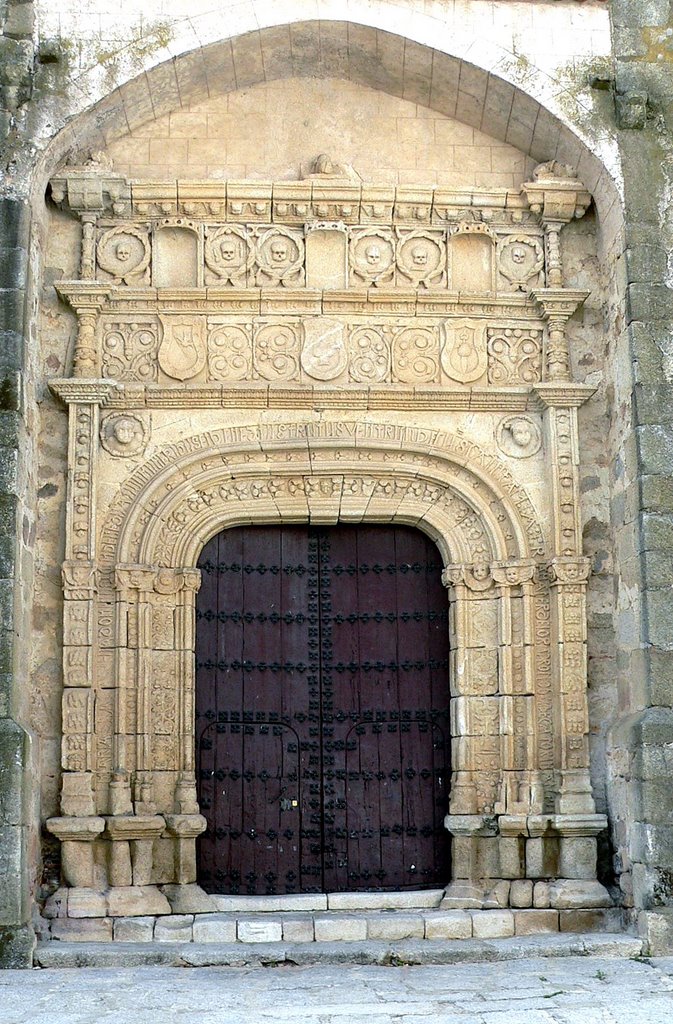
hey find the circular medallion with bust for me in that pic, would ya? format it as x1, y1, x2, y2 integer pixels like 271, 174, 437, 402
497, 415, 542, 458
101, 414, 147, 457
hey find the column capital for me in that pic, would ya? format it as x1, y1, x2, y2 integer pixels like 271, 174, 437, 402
547, 556, 591, 586
49, 378, 121, 406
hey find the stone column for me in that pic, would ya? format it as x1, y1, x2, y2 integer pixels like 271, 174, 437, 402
491, 560, 542, 815
442, 563, 500, 816
48, 381, 118, 824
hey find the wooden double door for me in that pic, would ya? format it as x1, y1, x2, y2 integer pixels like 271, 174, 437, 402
195, 524, 451, 895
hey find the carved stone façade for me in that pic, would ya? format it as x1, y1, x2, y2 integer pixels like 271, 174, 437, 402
44, 160, 611, 924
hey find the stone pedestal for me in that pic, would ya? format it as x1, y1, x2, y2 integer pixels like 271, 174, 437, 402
104, 814, 166, 887
164, 814, 207, 884
45, 816, 105, 888
442, 811, 611, 910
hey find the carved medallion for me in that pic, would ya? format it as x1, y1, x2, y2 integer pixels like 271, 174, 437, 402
300, 318, 348, 381
349, 228, 395, 287
487, 328, 542, 384
496, 415, 542, 459
204, 226, 253, 286
440, 320, 487, 383
101, 321, 159, 382
497, 235, 544, 291
396, 230, 446, 289
100, 413, 149, 458
253, 323, 300, 381
207, 324, 252, 381
348, 326, 391, 382
254, 227, 305, 287
391, 327, 439, 383
97, 225, 151, 285
158, 315, 207, 380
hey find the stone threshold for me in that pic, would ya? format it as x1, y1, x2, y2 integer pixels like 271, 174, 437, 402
44, 906, 625, 945
34, 932, 643, 969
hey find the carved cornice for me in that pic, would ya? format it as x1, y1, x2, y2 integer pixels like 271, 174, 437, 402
102, 383, 544, 412
51, 175, 541, 225
533, 383, 596, 409
530, 289, 590, 323
49, 379, 121, 406
55, 281, 544, 321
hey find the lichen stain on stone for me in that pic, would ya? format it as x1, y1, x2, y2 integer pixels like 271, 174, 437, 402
640, 26, 673, 66
92, 19, 174, 75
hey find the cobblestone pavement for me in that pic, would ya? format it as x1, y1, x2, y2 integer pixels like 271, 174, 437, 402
2, 956, 673, 1024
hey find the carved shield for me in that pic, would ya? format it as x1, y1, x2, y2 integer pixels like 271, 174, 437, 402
158, 315, 207, 380
440, 320, 487, 384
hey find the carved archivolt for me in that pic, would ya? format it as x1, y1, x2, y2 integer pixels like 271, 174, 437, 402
99, 422, 546, 569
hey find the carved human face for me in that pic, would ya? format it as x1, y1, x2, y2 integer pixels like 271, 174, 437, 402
505, 566, 520, 584
219, 238, 237, 262
510, 419, 532, 448
115, 241, 132, 262
270, 239, 289, 263
511, 245, 527, 265
411, 245, 428, 266
112, 417, 139, 446
472, 562, 490, 581
365, 244, 381, 266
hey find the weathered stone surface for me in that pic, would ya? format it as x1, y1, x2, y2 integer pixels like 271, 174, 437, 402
549, 881, 612, 910
154, 914, 194, 942
327, 891, 443, 911
237, 918, 283, 943
107, 886, 172, 918
366, 914, 424, 941
113, 916, 156, 942
314, 915, 367, 942
281, 916, 315, 943
470, 911, 515, 939
192, 913, 237, 943
211, 894, 327, 913
160, 884, 216, 914
67, 888, 107, 919
424, 912, 472, 940
50, 917, 113, 942
509, 880, 534, 908
514, 910, 559, 935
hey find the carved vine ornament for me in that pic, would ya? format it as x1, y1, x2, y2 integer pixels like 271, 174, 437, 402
44, 160, 611, 915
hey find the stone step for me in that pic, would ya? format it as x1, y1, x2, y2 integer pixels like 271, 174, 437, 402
44, 906, 626, 945
34, 932, 644, 969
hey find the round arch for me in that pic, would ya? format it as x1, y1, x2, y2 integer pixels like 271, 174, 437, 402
101, 422, 546, 570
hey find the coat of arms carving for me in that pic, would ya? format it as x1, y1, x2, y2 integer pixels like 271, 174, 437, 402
158, 315, 207, 380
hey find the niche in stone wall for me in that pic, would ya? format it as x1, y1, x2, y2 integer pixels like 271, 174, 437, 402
451, 226, 496, 293
153, 223, 199, 287
305, 224, 348, 289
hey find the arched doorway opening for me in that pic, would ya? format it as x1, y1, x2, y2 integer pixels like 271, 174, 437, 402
195, 523, 451, 895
